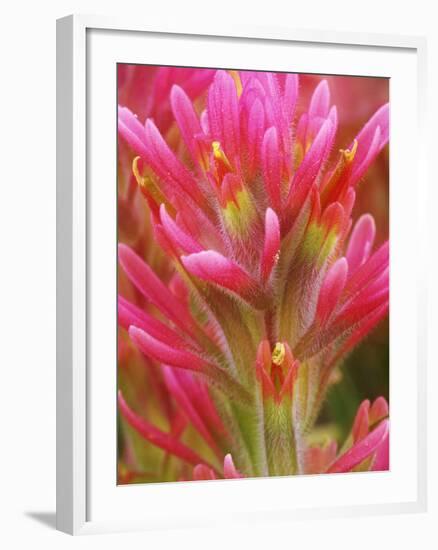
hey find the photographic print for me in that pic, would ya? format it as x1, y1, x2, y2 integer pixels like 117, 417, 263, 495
117, 65, 389, 484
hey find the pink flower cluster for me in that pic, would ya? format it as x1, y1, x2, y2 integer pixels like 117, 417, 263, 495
117, 67, 389, 482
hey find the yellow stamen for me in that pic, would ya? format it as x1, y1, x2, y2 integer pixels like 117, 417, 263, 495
212, 141, 232, 170
132, 156, 175, 216
228, 70, 243, 97
132, 156, 145, 185
340, 139, 358, 163
272, 342, 286, 366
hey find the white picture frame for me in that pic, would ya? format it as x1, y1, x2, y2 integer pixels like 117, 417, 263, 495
56, 14, 428, 535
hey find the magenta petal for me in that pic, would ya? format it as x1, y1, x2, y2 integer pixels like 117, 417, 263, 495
346, 214, 376, 274
262, 126, 282, 211
129, 326, 205, 372
327, 105, 338, 137
354, 103, 389, 159
263, 73, 291, 158
309, 80, 330, 119
118, 105, 145, 137
371, 429, 389, 471
207, 71, 240, 166
328, 419, 389, 473
316, 257, 349, 325
246, 98, 265, 178
351, 126, 382, 186
118, 106, 150, 159
160, 204, 203, 254
162, 366, 219, 453
118, 296, 194, 350
181, 250, 256, 295
370, 396, 389, 424
261, 208, 281, 283
351, 399, 371, 443
170, 84, 207, 168
118, 243, 196, 336
144, 119, 205, 207
200, 109, 209, 134
350, 103, 389, 185
344, 241, 389, 298
289, 116, 336, 207
283, 74, 299, 124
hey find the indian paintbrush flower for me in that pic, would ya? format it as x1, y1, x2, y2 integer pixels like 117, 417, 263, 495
117, 69, 389, 481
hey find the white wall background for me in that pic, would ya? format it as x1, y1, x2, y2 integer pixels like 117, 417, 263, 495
0, 1, 436, 548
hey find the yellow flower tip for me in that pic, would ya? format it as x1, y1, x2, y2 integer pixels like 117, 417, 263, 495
340, 139, 358, 163
271, 342, 286, 366
212, 140, 221, 157
132, 156, 153, 189
132, 156, 143, 184
228, 70, 243, 97
212, 141, 232, 170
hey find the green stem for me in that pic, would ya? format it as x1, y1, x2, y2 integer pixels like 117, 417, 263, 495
231, 394, 269, 477
264, 397, 298, 476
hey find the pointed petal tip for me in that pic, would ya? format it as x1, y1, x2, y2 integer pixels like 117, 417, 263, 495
261, 207, 281, 283
182, 250, 256, 297
316, 256, 349, 325
265, 206, 278, 222
370, 396, 389, 424
223, 453, 242, 479
170, 82, 183, 97
328, 419, 389, 474
182, 250, 225, 275
309, 79, 331, 118
128, 324, 205, 372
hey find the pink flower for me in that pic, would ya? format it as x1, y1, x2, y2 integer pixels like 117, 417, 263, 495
117, 69, 389, 481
